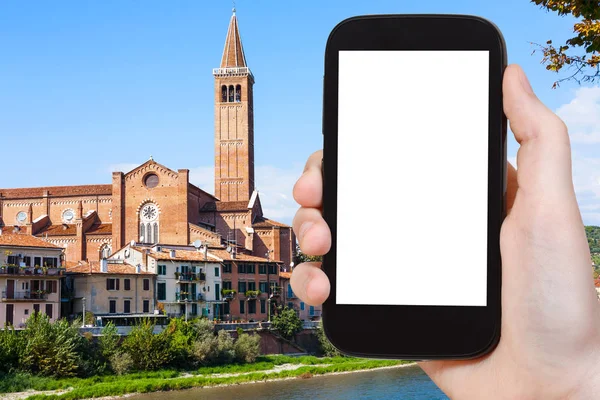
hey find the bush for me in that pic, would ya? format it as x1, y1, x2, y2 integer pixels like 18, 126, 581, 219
122, 319, 172, 371
192, 329, 235, 366
271, 306, 302, 340
234, 333, 261, 363
99, 322, 120, 360
0, 324, 23, 373
20, 313, 84, 378
109, 352, 134, 375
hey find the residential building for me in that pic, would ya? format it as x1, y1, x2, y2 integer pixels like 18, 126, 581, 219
109, 243, 223, 320
67, 259, 157, 324
0, 231, 64, 327
280, 271, 322, 321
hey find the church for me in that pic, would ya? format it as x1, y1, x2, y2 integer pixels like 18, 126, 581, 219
0, 10, 296, 273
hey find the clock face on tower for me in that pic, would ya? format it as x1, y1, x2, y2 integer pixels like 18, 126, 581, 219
141, 204, 158, 222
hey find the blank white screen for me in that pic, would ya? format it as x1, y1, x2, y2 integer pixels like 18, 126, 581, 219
336, 50, 489, 306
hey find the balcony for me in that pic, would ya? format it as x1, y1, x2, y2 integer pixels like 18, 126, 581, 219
2, 290, 48, 301
175, 293, 204, 302
175, 272, 205, 282
221, 289, 237, 300
245, 290, 261, 299
0, 266, 65, 277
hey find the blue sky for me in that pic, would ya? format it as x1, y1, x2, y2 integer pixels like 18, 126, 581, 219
1, 0, 599, 225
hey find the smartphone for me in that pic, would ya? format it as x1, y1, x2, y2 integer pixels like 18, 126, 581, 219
321, 14, 507, 359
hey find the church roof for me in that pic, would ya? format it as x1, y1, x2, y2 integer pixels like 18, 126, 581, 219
0, 185, 112, 200
86, 223, 112, 235
0, 232, 61, 249
200, 200, 249, 212
36, 224, 77, 236
220, 9, 247, 68
252, 217, 290, 229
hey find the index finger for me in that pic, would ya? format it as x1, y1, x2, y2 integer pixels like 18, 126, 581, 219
293, 150, 323, 209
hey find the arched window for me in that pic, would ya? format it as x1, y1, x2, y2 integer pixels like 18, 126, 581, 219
153, 223, 159, 244
140, 224, 145, 242
221, 85, 227, 102
228, 85, 234, 102
235, 85, 241, 102
146, 223, 152, 243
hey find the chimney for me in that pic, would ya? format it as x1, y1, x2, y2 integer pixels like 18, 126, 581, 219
170, 249, 176, 258
100, 259, 108, 273
136, 264, 141, 274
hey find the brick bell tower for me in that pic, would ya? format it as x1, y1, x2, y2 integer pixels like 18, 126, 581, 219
213, 8, 255, 203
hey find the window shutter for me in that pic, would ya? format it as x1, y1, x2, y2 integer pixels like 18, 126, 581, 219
106, 279, 110, 290
116, 279, 120, 291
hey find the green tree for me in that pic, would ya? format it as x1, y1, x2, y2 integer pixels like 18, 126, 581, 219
0, 324, 23, 373
99, 322, 120, 361
531, 0, 600, 87
122, 318, 172, 371
20, 313, 84, 377
271, 306, 303, 340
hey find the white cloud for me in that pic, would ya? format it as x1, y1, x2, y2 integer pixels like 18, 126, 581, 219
556, 87, 600, 144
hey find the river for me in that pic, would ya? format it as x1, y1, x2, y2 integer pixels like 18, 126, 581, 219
130, 364, 448, 400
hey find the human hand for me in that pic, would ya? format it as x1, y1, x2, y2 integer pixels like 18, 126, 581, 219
290, 64, 600, 399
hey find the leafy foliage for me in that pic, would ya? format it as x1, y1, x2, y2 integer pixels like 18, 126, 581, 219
296, 245, 323, 264
121, 319, 173, 371
99, 322, 120, 361
271, 306, 303, 340
530, 0, 600, 87
20, 313, 83, 378
315, 320, 341, 357
109, 352, 134, 375
234, 333, 261, 363
0, 324, 24, 373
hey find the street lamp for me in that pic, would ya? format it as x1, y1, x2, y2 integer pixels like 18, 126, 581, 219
82, 297, 86, 328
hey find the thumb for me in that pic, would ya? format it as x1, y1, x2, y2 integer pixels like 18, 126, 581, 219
503, 64, 575, 203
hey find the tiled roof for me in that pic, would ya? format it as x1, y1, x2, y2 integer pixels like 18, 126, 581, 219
66, 261, 154, 275
188, 183, 218, 200
200, 201, 249, 212
36, 224, 77, 236
0, 185, 112, 199
209, 249, 281, 263
253, 217, 290, 228
0, 233, 61, 249
86, 224, 112, 235
143, 247, 279, 263
595, 278, 600, 288
279, 272, 292, 279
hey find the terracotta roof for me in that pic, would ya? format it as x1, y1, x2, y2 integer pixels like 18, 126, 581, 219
143, 247, 280, 263
280, 272, 292, 279
188, 183, 218, 200
0, 233, 61, 249
0, 185, 111, 199
87, 224, 112, 235
209, 249, 282, 263
66, 261, 154, 275
220, 11, 247, 68
36, 224, 76, 236
595, 278, 600, 288
253, 217, 290, 229
200, 201, 249, 212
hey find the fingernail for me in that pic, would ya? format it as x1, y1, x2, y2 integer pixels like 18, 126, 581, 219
298, 221, 314, 243
520, 68, 534, 95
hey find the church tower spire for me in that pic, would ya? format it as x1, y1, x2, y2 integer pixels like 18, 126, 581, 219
213, 9, 255, 203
